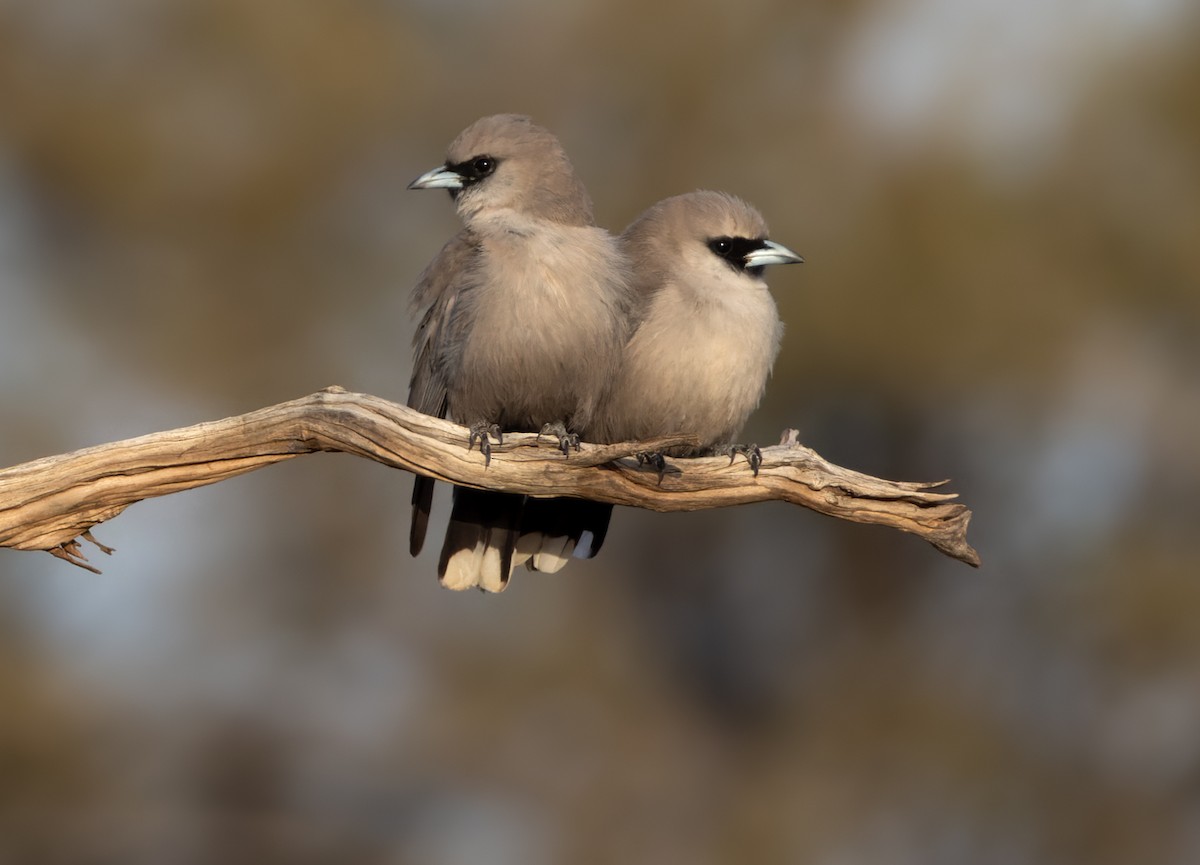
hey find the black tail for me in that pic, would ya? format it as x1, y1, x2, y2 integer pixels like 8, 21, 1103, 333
410, 476, 435, 556
517, 498, 614, 573
437, 488, 525, 591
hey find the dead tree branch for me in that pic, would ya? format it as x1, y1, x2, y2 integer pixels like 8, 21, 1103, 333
0, 387, 980, 572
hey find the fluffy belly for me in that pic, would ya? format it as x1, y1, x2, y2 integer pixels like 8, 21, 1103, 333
447, 224, 627, 433
451, 305, 613, 432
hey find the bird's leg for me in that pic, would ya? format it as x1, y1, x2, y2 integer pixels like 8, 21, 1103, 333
467, 421, 503, 467
538, 420, 579, 456
722, 443, 762, 477
636, 451, 668, 483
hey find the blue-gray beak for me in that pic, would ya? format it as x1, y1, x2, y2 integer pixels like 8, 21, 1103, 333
743, 240, 804, 268
408, 165, 465, 190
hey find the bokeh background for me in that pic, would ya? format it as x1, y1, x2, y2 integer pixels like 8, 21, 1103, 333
2, 0, 1198, 862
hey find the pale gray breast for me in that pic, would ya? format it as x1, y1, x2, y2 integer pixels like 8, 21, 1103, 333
444, 221, 632, 434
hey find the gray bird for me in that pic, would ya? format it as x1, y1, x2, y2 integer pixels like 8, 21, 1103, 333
597, 190, 803, 458
516, 190, 804, 570
406, 114, 634, 591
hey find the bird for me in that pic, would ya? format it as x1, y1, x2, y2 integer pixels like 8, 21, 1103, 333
599, 189, 803, 457
516, 190, 804, 571
405, 114, 635, 592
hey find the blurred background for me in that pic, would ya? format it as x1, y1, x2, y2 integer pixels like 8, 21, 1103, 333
1, 0, 1198, 862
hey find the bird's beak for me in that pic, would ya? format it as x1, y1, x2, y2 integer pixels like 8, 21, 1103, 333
744, 239, 804, 268
408, 165, 465, 190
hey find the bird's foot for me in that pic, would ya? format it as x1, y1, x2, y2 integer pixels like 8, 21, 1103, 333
467, 421, 503, 467
636, 451, 668, 482
538, 420, 580, 456
724, 443, 762, 476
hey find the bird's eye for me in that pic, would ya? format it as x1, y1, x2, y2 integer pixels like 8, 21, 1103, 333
708, 238, 735, 260
446, 155, 498, 187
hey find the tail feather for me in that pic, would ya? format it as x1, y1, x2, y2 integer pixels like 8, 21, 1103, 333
437, 488, 524, 592
518, 498, 614, 573
410, 476, 435, 556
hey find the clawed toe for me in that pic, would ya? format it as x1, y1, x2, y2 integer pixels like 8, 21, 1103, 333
636, 451, 668, 481
726, 443, 762, 477
539, 421, 580, 456
468, 422, 503, 467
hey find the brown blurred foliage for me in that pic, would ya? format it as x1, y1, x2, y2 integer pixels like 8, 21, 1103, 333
1, 1, 1198, 863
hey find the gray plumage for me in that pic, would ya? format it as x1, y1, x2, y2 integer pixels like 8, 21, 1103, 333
596, 190, 803, 455
406, 114, 634, 591
519, 191, 803, 572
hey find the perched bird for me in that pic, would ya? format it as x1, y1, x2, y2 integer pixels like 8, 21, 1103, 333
406, 114, 634, 592
600, 190, 802, 454
518, 191, 804, 569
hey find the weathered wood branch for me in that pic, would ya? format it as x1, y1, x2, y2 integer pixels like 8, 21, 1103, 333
0, 387, 980, 572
